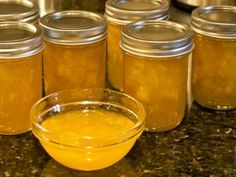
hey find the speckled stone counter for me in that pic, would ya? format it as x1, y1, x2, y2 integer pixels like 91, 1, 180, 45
1, 102, 235, 177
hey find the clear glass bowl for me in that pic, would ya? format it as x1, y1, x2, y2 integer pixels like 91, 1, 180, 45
30, 88, 145, 171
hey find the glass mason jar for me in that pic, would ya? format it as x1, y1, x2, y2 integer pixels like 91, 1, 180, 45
191, 5, 236, 110
0, 22, 43, 134
0, 0, 39, 24
121, 20, 194, 132
105, 0, 169, 91
40, 11, 107, 95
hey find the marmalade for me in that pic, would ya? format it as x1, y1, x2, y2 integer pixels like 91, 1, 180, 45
120, 20, 193, 132
123, 52, 189, 131
191, 5, 236, 110
105, 0, 169, 91
107, 22, 123, 90
192, 35, 236, 109
44, 40, 106, 95
40, 109, 139, 171
40, 10, 107, 95
0, 53, 42, 134
0, 22, 43, 134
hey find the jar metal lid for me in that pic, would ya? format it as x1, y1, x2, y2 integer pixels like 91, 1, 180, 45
0, 0, 39, 23
0, 22, 43, 58
191, 5, 236, 39
120, 20, 194, 57
40, 10, 107, 45
105, 0, 169, 25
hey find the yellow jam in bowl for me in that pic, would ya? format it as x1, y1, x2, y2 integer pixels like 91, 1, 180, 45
30, 88, 145, 171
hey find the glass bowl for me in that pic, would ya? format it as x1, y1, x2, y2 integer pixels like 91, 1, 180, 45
30, 88, 145, 171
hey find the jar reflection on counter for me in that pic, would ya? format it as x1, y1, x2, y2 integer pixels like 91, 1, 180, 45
40, 10, 107, 95
191, 5, 236, 110
105, 0, 169, 91
0, 22, 43, 134
121, 21, 194, 132
0, 0, 39, 24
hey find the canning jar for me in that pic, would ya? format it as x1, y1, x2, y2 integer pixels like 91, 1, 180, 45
0, 22, 43, 134
191, 5, 236, 110
121, 20, 194, 132
40, 11, 107, 95
0, 0, 39, 24
105, 0, 169, 91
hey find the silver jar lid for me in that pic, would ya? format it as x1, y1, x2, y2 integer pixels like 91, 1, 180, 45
0, 0, 39, 23
120, 20, 194, 57
105, 0, 169, 25
191, 5, 236, 39
40, 10, 107, 45
0, 22, 43, 58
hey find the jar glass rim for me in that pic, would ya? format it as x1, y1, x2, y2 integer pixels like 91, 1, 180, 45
191, 5, 236, 39
0, 21, 43, 58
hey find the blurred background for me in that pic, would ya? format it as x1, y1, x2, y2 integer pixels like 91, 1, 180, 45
32, 0, 236, 17
31, 0, 236, 26
32, 0, 106, 16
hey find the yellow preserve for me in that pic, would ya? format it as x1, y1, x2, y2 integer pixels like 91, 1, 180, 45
192, 35, 236, 109
105, 0, 169, 91
191, 5, 236, 110
40, 11, 107, 95
123, 53, 189, 131
0, 22, 43, 134
107, 22, 123, 90
43, 40, 106, 94
40, 109, 139, 171
0, 55, 42, 134
31, 89, 145, 170
121, 21, 193, 132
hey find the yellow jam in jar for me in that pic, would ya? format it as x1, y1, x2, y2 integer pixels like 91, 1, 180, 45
105, 0, 169, 91
40, 10, 107, 95
43, 40, 106, 94
123, 53, 189, 132
191, 5, 236, 110
40, 109, 138, 171
121, 21, 193, 132
0, 22, 43, 134
107, 22, 123, 91
0, 54, 42, 134
192, 35, 236, 109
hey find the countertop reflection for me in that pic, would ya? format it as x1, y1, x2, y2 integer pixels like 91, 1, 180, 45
41, 158, 138, 177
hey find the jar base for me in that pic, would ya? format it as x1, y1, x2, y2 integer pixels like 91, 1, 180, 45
195, 101, 236, 111
144, 121, 182, 132
107, 84, 123, 92
0, 128, 31, 135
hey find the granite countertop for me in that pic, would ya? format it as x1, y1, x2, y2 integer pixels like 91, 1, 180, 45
1, 2, 236, 177
1, 102, 236, 177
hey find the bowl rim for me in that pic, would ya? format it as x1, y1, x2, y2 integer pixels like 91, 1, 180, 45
30, 88, 145, 148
